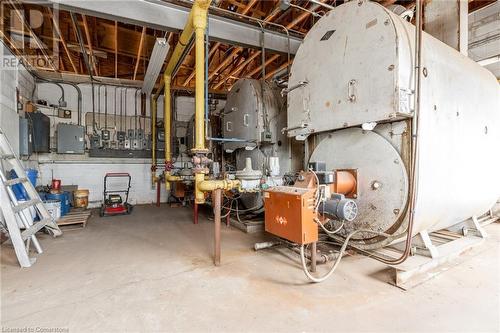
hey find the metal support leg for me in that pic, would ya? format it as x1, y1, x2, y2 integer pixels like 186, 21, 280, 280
310, 242, 317, 273
193, 202, 198, 224
156, 179, 161, 207
471, 215, 487, 238
418, 230, 439, 258
214, 188, 222, 266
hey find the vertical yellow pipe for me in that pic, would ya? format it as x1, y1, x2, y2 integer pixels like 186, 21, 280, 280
164, 75, 172, 191
194, 25, 206, 151
151, 96, 157, 185
192, 0, 210, 203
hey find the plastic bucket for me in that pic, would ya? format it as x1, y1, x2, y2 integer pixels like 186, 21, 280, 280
38, 191, 47, 201
9, 169, 37, 201
74, 189, 89, 209
17, 200, 37, 220
46, 192, 69, 216
44, 199, 61, 220
9, 170, 26, 200
26, 169, 38, 187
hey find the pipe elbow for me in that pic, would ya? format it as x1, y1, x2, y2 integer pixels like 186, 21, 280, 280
193, 1, 210, 28
166, 175, 182, 182
198, 179, 240, 192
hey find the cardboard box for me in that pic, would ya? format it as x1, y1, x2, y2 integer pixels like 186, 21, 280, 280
24, 102, 36, 113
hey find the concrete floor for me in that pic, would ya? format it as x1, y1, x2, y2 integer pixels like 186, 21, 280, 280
1, 205, 499, 332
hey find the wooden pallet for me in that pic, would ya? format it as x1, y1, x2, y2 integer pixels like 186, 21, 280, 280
56, 208, 91, 229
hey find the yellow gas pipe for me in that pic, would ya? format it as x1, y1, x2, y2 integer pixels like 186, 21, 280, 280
190, 0, 240, 204
163, 76, 172, 190
154, 4, 197, 191
150, 96, 157, 186
151, 0, 239, 201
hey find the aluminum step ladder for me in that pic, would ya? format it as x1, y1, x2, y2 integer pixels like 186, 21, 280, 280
0, 128, 62, 267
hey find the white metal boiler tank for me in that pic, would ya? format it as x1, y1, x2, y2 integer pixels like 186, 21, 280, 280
224, 79, 300, 211
287, 0, 500, 247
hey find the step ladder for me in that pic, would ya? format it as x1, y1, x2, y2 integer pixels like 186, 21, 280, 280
0, 128, 62, 267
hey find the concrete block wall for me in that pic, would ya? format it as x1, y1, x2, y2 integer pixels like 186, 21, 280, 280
36, 161, 167, 207
0, 42, 35, 155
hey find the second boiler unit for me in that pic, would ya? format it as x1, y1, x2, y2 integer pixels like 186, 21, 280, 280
222, 79, 300, 212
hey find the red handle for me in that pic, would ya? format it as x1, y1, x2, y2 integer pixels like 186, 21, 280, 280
105, 173, 130, 177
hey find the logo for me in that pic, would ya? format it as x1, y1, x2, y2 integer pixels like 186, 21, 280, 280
275, 215, 288, 226
1, 2, 60, 71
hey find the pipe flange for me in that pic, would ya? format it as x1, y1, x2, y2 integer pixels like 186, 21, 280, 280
191, 148, 210, 155
193, 167, 210, 174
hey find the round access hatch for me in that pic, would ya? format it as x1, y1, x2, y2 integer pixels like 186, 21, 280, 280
310, 128, 409, 240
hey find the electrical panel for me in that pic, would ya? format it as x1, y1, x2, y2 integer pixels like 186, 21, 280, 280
19, 118, 32, 156
57, 123, 85, 154
29, 112, 50, 153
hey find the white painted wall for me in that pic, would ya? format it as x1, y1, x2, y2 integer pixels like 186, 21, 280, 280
31, 83, 157, 206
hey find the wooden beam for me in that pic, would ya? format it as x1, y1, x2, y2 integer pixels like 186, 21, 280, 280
208, 47, 243, 82
225, 0, 266, 17
133, 26, 146, 80
469, 0, 496, 12
245, 54, 279, 78
213, 51, 260, 89
217, 0, 314, 89
115, 21, 118, 78
38, 32, 153, 62
182, 42, 220, 86
264, 59, 292, 80
47, 8, 78, 73
81, 14, 99, 75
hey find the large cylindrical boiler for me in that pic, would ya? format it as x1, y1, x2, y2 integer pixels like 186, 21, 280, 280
223, 79, 299, 211
287, 0, 500, 247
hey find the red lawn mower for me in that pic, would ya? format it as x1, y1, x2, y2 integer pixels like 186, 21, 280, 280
100, 173, 133, 217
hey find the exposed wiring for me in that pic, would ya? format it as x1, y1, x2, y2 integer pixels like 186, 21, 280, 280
308, 168, 322, 211
315, 218, 344, 235
300, 229, 393, 283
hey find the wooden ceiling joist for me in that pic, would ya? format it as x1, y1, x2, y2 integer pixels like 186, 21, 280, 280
46, 7, 78, 74
213, 50, 260, 89
133, 26, 146, 80
7, 0, 464, 92
115, 21, 118, 78
81, 14, 99, 75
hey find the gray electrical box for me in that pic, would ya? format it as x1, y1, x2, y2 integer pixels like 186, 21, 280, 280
19, 118, 33, 156
57, 123, 85, 154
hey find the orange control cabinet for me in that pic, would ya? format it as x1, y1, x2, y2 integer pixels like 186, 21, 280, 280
263, 186, 318, 244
